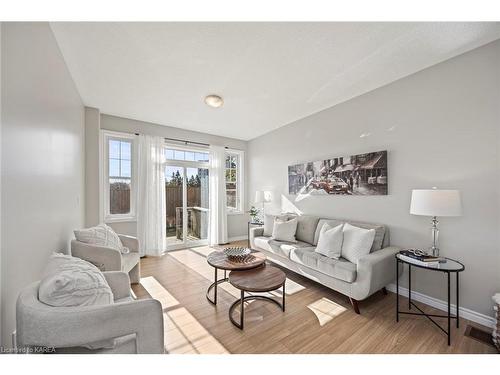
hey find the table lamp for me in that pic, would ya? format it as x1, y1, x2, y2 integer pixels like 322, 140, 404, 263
255, 190, 272, 223
410, 188, 462, 257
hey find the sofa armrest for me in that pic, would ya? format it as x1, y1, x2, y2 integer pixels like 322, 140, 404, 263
353, 246, 401, 300
249, 227, 265, 249
118, 234, 139, 253
103, 271, 131, 300
17, 297, 164, 353
71, 240, 122, 271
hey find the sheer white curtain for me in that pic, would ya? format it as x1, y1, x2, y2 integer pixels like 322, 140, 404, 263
208, 145, 228, 246
137, 135, 166, 256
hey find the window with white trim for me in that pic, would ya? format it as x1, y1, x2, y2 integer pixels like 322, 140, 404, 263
225, 150, 244, 214
101, 131, 136, 221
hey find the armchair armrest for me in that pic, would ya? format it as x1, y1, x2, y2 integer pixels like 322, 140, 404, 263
353, 246, 401, 300
103, 271, 131, 300
118, 235, 139, 253
71, 240, 122, 271
249, 227, 265, 249
17, 292, 164, 353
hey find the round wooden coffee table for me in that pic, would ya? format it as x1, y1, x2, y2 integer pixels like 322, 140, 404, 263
206, 250, 266, 305
228, 265, 286, 329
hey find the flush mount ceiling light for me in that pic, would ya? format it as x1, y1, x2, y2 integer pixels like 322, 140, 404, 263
204, 94, 224, 108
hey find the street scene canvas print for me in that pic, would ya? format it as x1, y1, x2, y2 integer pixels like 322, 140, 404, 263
288, 150, 388, 196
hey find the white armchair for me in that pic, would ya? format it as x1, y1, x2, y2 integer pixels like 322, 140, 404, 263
71, 234, 140, 284
16, 271, 164, 354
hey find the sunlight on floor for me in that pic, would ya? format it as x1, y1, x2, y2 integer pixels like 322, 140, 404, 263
165, 307, 228, 354
188, 246, 213, 258
169, 248, 213, 282
283, 278, 306, 295
169, 247, 241, 299
307, 297, 347, 326
140, 276, 179, 309
139, 275, 228, 354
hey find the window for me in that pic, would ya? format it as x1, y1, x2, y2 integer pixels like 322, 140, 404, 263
101, 131, 136, 221
225, 150, 244, 213
165, 148, 209, 162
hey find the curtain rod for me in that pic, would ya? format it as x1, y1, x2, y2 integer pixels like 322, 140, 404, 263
132, 133, 228, 149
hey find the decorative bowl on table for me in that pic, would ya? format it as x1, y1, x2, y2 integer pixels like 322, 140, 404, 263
224, 247, 251, 261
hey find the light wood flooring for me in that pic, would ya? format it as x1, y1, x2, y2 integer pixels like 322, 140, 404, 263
131, 241, 497, 354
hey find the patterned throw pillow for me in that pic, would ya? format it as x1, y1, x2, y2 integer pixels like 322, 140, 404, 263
74, 224, 124, 252
39, 253, 114, 307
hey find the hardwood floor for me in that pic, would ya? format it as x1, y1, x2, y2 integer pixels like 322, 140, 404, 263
131, 241, 497, 354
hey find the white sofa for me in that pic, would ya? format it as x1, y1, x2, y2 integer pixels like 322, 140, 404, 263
249, 214, 401, 314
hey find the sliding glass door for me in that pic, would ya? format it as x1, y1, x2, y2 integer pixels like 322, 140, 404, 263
186, 167, 209, 244
166, 165, 185, 247
165, 147, 210, 250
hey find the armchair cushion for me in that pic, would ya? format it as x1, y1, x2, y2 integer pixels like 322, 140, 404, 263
103, 271, 132, 300
74, 223, 124, 253
39, 253, 114, 308
121, 252, 140, 273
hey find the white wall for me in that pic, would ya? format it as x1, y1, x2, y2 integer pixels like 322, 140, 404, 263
1, 23, 85, 346
85, 113, 249, 240
248, 40, 500, 318
85, 107, 100, 227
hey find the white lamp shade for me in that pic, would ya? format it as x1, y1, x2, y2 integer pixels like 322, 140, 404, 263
255, 190, 273, 203
410, 189, 462, 217
263, 190, 273, 202
255, 190, 265, 203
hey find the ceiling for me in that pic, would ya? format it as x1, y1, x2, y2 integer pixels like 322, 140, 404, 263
50, 22, 500, 141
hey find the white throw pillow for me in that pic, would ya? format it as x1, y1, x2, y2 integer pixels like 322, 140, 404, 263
39, 253, 114, 307
272, 218, 298, 242
315, 223, 344, 259
341, 223, 376, 264
74, 223, 124, 252
263, 214, 288, 236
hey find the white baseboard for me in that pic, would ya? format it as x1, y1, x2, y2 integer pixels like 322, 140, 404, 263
386, 283, 495, 329
228, 235, 248, 242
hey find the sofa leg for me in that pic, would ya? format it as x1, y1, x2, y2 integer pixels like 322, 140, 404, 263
129, 263, 141, 284
382, 287, 388, 295
349, 298, 360, 314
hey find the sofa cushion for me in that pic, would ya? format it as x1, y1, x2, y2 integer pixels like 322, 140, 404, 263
289, 215, 320, 245
263, 214, 289, 236
290, 248, 357, 283
253, 236, 313, 258
313, 219, 386, 251
121, 252, 140, 273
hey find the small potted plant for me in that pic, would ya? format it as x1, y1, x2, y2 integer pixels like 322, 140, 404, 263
248, 206, 261, 224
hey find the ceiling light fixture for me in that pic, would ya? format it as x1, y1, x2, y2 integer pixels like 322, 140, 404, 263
204, 94, 224, 108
